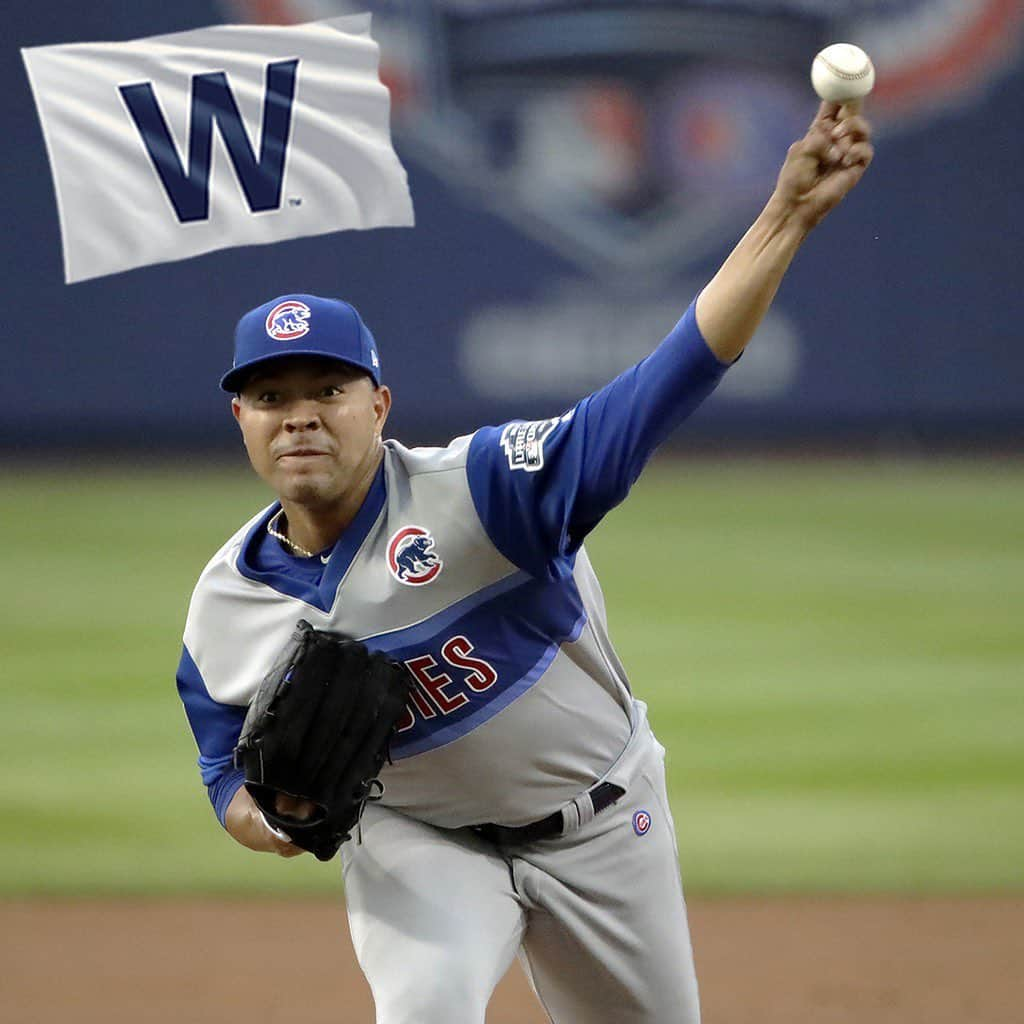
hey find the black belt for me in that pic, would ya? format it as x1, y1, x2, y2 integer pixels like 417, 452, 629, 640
473, 781, 626, 846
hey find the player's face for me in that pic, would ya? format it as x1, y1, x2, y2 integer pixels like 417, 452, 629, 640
231, 357, 391, 510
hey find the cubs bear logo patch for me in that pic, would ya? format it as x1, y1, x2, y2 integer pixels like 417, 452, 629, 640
265, 299, 312, 341
387, 526, 443, 586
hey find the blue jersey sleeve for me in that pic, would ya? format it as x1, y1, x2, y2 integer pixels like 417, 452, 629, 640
467, 299, 728, 579
176, 645, 246, 826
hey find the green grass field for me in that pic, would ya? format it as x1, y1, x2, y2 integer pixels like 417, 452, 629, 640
1, 457, 1021, 896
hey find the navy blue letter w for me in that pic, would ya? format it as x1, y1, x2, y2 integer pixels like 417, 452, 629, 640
119, 59, 299, 223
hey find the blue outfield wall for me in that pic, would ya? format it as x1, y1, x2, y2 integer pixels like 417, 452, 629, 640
3, 1, 1023, 451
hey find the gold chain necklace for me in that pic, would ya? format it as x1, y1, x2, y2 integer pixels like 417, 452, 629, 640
266, 509, 316, 558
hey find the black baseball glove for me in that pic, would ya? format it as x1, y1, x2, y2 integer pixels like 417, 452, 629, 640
233, 620, 413, 861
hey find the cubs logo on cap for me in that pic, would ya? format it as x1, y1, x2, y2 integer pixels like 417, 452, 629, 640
387, 526, 443, 586
221, 293, 382, 392
265, 300, 312, 341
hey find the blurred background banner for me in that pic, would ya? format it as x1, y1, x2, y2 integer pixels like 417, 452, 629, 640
4, 0, 1023, 449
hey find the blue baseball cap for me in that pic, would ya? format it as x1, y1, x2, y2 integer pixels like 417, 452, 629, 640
220, 293, 381, 392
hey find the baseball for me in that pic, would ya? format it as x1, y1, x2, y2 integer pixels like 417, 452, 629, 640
811, 43, 875, 104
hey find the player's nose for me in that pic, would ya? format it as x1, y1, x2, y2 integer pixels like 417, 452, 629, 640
282, 401, 322, 431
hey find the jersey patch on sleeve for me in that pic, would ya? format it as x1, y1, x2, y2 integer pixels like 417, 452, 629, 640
499, 412, 572, 472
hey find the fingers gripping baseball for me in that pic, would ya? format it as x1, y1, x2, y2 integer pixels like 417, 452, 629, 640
776, 101, 874, 229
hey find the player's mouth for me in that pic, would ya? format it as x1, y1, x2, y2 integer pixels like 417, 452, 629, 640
276, 447, 331, 460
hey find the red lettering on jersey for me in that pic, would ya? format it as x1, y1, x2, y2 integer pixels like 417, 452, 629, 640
407, 681, 438, 720
405, 654, 470, 714
441, 635, 498, 693
395, 704, 415, 733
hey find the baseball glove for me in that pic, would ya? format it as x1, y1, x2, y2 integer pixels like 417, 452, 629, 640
233, 620, 413, 861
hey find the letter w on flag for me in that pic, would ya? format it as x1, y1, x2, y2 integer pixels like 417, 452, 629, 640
119, 58, 299, 224
22, 16, 414, 283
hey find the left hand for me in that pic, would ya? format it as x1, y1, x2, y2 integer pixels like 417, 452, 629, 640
274, 792, 319, 821
224, 786, 308, 857
771, 101, 874, 233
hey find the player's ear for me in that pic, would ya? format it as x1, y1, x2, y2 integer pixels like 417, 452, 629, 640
373, 385, 392, 434
231, 396, 242, 425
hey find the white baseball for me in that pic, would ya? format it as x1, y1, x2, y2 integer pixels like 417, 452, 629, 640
811, 43, 875, 104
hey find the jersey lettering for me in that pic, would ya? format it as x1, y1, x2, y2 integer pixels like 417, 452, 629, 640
405, 654, 469, 714
441, 635, 499, 693
407, 684, 438, 721
394, 633, 499, 733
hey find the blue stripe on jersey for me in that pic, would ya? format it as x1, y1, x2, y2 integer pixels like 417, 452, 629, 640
235, 463, 387, 608
364, 568, 531, 646
369, 573, 587, 760
466, 299, 727, 579
176, 645, 246, 787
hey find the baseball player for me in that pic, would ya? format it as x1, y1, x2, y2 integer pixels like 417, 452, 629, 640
176, 102, 872, 1023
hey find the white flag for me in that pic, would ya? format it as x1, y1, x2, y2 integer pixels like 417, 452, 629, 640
21, 15, 414, 284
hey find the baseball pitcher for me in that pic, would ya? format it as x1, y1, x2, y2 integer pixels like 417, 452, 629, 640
176, 101, 873, 1022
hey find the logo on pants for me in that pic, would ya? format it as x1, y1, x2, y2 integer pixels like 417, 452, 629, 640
632, 809, 652, 836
